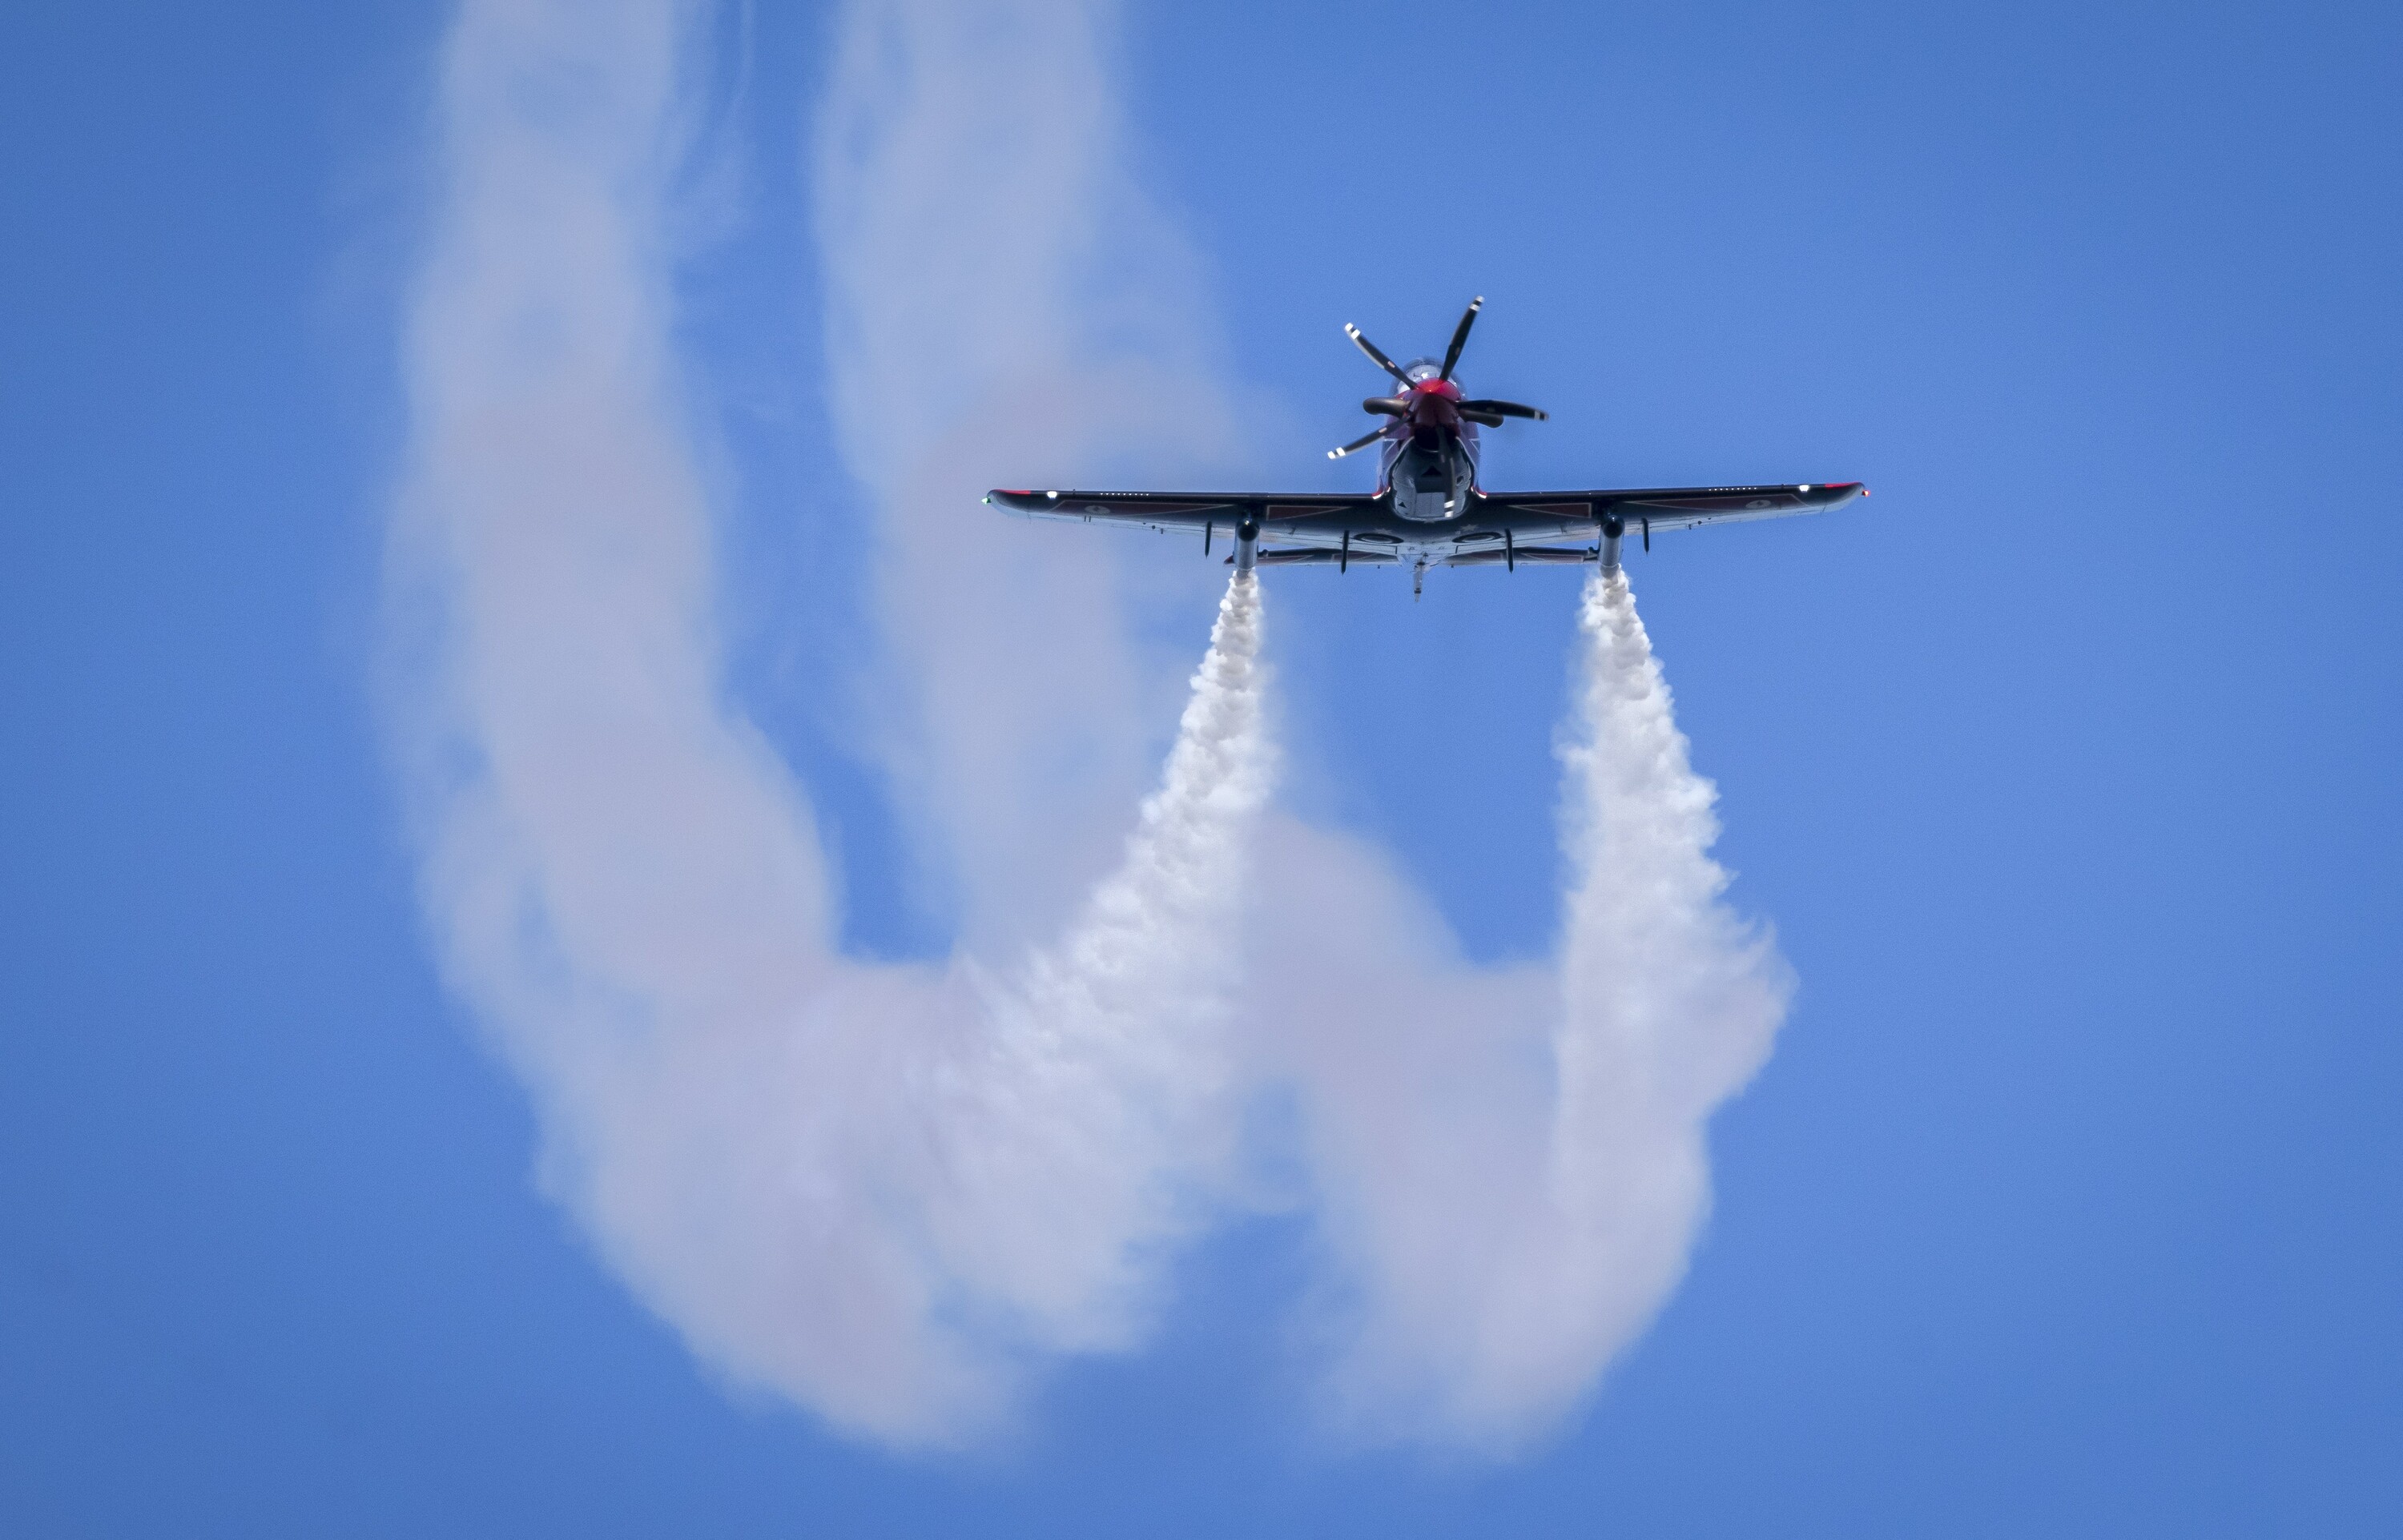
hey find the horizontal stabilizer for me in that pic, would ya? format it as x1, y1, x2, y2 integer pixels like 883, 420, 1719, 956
1444, 546, 1594, 566
1234, 547, 1400, 566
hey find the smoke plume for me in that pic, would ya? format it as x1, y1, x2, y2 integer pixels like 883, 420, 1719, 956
387, 0, 1269, 1446
386, 0, 1793, 1457
1265, 570, 1789, 1448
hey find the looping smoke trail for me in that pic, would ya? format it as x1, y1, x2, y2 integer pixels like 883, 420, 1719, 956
388, 0, 1273, 1449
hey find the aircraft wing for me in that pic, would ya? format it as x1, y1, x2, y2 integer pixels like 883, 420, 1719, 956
988, 482, 1864, 570
985, 488, 1377, 537
1474, 481, 1866, 537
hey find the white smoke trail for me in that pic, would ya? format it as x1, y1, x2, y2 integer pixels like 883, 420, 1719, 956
385, 0, 1269, 1448
919, 571, 1271, 1346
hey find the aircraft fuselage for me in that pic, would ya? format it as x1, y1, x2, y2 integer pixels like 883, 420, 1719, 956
1379, 362, 1483, 524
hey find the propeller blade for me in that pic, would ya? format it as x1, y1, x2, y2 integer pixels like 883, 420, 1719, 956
1345, 323, 1412, 386
1458, 398, 1548, 420
1328, 427, 1388, 460
1460, 409, 1505, 428
1439, 296, 1483, 380
1363, 396, 1409, 417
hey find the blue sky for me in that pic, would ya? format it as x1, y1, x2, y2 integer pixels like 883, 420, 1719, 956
4, 0, 2401, 1534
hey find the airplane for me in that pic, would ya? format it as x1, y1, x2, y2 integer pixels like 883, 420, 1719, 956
986, 297, 1865, 597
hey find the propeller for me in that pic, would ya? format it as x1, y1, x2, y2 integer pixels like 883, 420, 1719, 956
1458, 398, 1548, 420
1328, 428, 1388, 460
1439, 296, 1482, 380
1332, 298, 1548, 455
1344, 323, 1413, 387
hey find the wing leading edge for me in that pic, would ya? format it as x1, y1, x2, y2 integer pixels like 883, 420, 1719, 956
1472, 481, 1866, 534
985, 489, 1375, 537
